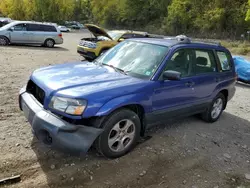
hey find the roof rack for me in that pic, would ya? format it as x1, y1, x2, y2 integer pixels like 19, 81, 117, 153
191, 39, 221, 46
164, 35, 221, 46
164, 35, 191, 44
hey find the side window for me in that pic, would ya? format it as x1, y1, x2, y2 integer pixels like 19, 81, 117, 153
216, 51, 231, 71
13, 24, 27, 31
164, 49, 194, 78
42, 25, 57, 32
27, 24, 41, 31
194, 50, 217, 74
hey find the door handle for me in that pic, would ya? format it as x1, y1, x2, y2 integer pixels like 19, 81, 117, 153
185, 81, 195, 87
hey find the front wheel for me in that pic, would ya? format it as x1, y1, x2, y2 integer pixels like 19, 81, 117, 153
201, 93, 226, 123
0, 36, 9, 46
95, 109, 141, 158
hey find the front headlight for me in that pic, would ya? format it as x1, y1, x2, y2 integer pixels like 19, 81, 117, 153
49, 97, 87, 115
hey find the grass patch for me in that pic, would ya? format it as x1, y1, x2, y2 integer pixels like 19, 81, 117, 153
221, 40, 250, 55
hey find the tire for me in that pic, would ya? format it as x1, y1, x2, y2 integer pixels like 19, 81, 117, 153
0, 36, 9, 46
84, 57, 93, 62
44, 39, 55, 48
95, 109, 141, 158
201, 93, 226, 123
100, 49, 108, 56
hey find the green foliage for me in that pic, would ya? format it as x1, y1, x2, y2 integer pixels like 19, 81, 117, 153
221, 40, 250, 55
246, 0, 250, 21
0, 0, 250, 38
0, 0, 90, 23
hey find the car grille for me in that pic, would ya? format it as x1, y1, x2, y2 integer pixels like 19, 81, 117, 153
79, 40, 96, 48
26, 80, 45, 105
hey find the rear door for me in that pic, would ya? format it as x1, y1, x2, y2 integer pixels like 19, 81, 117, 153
26, 24, 44, 43
190, 48, 220, 104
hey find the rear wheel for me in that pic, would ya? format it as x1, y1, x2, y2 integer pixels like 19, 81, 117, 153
44, 39, 55, 48
201, 93, 226, 122
95, 109, 141, 158
0, 36, 9, 46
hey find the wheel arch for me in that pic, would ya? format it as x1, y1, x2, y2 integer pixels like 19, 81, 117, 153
96, 102, 147, 136
218, 89, 228, 109
116, 104, 146, 136
44, 38, 55, 44
0, 35, 10, 43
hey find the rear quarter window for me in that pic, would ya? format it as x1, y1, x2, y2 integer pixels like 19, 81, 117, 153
216, 51, 232, 71
41, 25, 57, 32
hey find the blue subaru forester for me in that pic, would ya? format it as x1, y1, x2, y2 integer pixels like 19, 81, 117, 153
19, 36, 236, 158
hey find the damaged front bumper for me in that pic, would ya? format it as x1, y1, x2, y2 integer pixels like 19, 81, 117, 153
19, 89, 103, 155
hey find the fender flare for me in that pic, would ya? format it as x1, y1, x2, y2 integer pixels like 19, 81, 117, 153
96, 93, 150, 117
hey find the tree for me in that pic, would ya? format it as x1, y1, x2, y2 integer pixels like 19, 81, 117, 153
245, 0, 250, 21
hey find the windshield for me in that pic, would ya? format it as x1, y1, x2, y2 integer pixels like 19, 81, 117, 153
97, 31, 123, 41
95, 41, 168, 79
107, 31, 123, 40
0, 22, 16, 30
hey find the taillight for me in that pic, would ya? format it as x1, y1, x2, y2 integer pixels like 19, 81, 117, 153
58, 33, 62, 37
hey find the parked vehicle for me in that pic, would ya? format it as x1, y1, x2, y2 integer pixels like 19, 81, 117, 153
68, 24, 81, 30
58, 25, 71, 32
0, 21, 63, 47
0, 17, 11, 28
19, 36, 236, 158
77, 24, 157, 61
233, 56, 250, 84
65, 21, 83, 30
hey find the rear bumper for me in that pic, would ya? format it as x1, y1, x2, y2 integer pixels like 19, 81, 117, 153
77, 46, 97, 60
19, 89, 103, 155
55, 37, 63, 44
228, 86, 236, 101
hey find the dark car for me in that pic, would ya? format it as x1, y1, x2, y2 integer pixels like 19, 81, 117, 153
0, 17, 11, 28
19, 36, 236, 158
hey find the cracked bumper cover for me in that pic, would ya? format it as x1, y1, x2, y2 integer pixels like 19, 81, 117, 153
19, 89, 103, 155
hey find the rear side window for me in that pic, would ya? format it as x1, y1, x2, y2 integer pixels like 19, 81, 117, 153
41, 25, 57, 32
194, 50, 217, 74
27, 24, 41, 31
216, 51, 231, 71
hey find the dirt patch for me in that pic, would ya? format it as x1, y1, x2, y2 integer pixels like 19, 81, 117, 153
0, 32, 250, 188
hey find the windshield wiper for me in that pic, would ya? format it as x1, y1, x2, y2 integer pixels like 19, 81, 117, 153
102, 63, 127, 75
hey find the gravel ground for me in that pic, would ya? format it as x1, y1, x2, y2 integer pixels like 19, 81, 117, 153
0, 31, 250, 188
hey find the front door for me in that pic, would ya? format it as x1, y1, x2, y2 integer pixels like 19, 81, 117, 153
150, 48, 197, 124
10, 23, 29, 43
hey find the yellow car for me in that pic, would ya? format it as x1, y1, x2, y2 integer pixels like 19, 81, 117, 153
77, 24, 154, 61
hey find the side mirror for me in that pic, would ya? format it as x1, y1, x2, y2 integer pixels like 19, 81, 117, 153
9, 27, 14, 31
163, 70, 181, 80
118, 38, 125, 42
